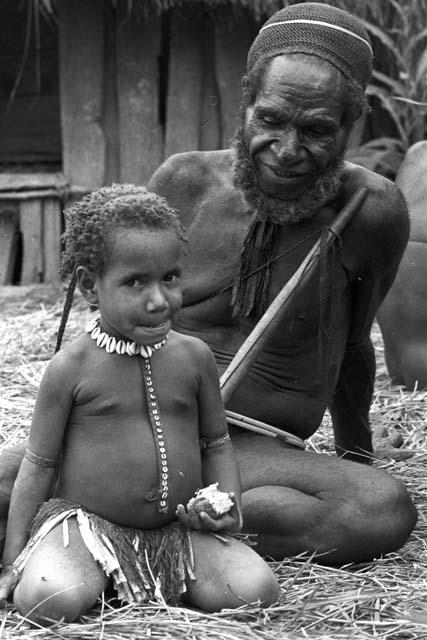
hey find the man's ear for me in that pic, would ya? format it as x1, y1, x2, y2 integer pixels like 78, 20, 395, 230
76, 266, 98, 306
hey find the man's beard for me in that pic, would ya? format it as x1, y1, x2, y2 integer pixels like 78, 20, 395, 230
232, 125, 345, 224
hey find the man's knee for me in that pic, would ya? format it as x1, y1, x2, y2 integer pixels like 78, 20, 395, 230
330, 470, 418, 562
369, 472, 418, 547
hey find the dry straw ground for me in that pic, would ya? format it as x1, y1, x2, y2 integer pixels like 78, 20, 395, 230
0, 284, 426, 640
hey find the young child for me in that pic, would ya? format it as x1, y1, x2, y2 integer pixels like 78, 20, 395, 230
0, 185, 278, 624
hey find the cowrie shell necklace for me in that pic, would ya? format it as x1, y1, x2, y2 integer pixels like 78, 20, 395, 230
85, 317, 168, 357
85, 316, 170, 513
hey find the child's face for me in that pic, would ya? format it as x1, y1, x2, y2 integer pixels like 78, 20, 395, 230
87, 227, 183, 345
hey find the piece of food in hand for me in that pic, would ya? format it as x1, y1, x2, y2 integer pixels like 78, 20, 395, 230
187, 483, 234, 518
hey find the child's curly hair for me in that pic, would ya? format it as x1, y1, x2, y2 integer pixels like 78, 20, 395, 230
61, 183, 185, 278
56, 184, 186, 353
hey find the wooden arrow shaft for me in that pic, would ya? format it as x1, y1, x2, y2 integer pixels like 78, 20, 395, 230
220, 187, 368, 405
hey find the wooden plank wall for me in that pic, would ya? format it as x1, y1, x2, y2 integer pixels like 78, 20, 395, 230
116, 7, 163, 184
164, 13, 205, 158
0, 204, 18, 285
2, 5, 255, 284
57, 3, 255, 190
214, 16, 256, 148
0, 174, 65, 284
58, 0, 106, 189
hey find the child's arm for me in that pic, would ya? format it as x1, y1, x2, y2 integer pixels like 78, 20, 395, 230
177, 342, 242, 532
0, 351, 75, 600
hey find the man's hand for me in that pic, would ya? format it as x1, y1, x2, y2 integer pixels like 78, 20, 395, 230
176, 492, 243, 533
0, 565, 18, 606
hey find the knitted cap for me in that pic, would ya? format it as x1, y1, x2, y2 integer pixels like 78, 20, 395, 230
247, 2, 373, 88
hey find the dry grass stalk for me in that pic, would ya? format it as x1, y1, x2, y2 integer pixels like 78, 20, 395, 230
0, 285, 426, 640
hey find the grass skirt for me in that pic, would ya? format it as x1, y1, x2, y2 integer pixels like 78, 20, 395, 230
13, 498, 195, 605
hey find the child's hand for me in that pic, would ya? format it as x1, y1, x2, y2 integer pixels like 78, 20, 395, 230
0, 565, 18, 606
176, 492, 243, 533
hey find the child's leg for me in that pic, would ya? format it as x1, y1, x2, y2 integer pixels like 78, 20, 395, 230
184, 531, 279, 612
13, 517, 108, 625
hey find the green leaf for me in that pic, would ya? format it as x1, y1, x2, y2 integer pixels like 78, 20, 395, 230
415, 46, 427, 87
357, 17, 406, 69
366, 85, 408, 144
371, 70, 406, 96
408, 26, 427, 53
391, 97, 427, 107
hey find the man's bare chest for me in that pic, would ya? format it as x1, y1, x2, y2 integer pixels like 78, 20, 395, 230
180, 215, 333, 309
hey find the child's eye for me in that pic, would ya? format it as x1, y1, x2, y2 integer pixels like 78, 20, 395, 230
126, 278, 143, 288
163, 273, 180, 284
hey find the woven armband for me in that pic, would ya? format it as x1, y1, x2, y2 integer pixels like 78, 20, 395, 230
24, 449, 58, 468
200, 432, 231, 451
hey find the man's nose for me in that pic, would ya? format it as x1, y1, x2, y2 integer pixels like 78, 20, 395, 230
145, 284, 169, 312
272, 127, 301, 160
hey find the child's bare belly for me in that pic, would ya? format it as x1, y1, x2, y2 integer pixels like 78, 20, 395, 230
54, 414, 203, 529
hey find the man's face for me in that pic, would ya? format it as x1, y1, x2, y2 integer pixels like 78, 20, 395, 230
234, 54, 350, 222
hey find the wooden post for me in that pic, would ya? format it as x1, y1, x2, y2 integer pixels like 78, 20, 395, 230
164, 12, 204, 157
103, 3, 120, 186
0, 204, 19, 285
20, 200, 43, 284
214, 16, 254, 148
116, 8, 163, 184
43, 198, 62, 283
199, 21, 221, 151
58, 0, 106, 188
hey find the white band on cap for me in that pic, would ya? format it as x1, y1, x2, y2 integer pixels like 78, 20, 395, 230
260, 19, 373, 55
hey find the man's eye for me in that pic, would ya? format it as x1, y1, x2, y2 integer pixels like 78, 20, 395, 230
305, 126, 332, 137
261, 115, 280, 126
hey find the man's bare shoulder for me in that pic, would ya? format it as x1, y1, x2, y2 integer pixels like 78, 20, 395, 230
344, 161, 407, 227
341, 162, 409, 270
148, 149, 247, 229
149, 149, 235, 190
148, 150, 239, 217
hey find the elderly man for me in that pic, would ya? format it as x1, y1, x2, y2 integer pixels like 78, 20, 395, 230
0, 3, 417, 567
146, 2, 417, 564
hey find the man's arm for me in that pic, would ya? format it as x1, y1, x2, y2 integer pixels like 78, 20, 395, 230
329, 177, 409, 463
330, 333, 376, 463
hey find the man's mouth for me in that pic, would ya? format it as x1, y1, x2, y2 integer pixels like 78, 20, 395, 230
267, 165, 310, 180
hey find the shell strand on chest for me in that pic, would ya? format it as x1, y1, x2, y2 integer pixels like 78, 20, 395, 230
85, 317, 170, 513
